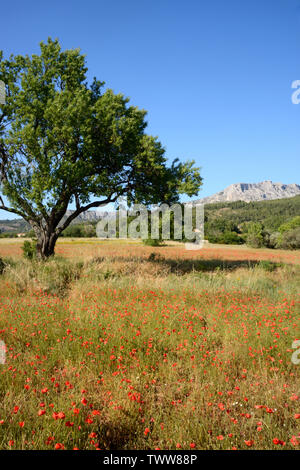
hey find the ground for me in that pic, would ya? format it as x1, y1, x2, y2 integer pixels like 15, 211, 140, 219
0, 239, 299, 450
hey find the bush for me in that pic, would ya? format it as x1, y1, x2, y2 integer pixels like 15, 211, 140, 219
0, 232, 18, 238
22, 240, 37, 260
142, 238, 162, 247
278, 216, 300, 233
206, 231, 244, 245
60, 223, 96, 238
265, 231, 281, 249
25, 229, 36, 238
219, 231, 244, 245
246, 222, 265, 248
277, 227, 300, 250
258, 260, 278, 272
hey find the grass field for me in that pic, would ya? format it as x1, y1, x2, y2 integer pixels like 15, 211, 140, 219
0, 239, 299, 450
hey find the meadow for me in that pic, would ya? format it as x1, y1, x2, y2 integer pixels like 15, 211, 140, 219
0, 238, 299, 450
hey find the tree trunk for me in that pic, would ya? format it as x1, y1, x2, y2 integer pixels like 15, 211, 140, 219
36, 230, 58, 260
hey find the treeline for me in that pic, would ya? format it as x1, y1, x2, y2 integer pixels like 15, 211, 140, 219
203, 195, 300, 249
17, 195, 300, 250
24, 223, 97, 239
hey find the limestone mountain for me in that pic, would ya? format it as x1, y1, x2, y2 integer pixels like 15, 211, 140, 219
192, 181, 300, 205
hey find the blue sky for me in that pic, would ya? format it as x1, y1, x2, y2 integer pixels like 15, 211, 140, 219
1, 0, 300, 219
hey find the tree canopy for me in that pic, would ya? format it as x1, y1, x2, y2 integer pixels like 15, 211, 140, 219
0, 38, 202, 258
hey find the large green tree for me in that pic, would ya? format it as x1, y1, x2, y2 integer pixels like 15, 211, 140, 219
0, 39, 202, 258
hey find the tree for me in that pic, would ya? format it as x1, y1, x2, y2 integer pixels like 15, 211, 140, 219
276, 227, 300, 250
245, 222, 265, 248
0, 39, 202, 258
278, 216, 300, 234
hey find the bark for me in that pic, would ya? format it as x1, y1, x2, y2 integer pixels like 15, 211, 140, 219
35, 228, 58, 259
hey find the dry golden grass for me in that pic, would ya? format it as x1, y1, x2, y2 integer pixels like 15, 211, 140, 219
1, 238, 300, 265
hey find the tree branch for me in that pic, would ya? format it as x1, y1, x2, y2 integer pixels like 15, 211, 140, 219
0, 195, 28, 219
55, 194, 119, 235
75, 193, 81, 211
0, 145, 40, 223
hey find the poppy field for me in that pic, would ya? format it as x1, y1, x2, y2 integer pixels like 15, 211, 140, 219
0, 239, 299, 450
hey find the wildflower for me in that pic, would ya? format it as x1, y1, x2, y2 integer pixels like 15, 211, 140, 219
244, 440, 254, 447
290, 436, 299, 446
54, 443, 64, 450
273, 438, 285, 446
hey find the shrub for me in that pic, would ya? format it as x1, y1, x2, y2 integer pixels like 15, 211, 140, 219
22, 240, 37, 260
277, 227, 300, 250
142, 238, 162, 247
266, 231, 281, 249
246, 222, 265, 248
258, 260, 278, 272
278, 216, 300, 233
220, 231, 244, 245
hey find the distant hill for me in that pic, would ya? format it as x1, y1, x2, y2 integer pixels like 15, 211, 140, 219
192, 181, 300, 205
62, 209, 113, 224
0, 210, 112, 234
0, 218, 30, 234
204, 194, 300, 231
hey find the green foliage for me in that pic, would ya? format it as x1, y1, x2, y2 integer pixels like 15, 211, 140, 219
277, 227, 300, 250
219, 231, 244, 245
60, 223, 96, 238
258, 260, 279, 272
245, 222, 265, 248
142, 238, 162, 247
202, 197, 300, 250
204, 216, 243, 245
22, 240, 37, 260
204, 196, 300, 232
0, 231, 19, 238
278, 216, 300, 233
26, 229, 36, 238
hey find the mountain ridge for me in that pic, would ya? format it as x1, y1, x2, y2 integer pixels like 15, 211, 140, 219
192, 181, 300, 205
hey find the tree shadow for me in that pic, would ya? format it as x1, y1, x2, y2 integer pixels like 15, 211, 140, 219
150, 256, 280, 274
91, 254, 281, 274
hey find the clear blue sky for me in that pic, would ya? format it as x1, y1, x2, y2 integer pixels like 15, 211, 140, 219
1, 0, 300, 219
